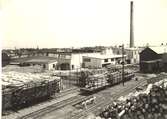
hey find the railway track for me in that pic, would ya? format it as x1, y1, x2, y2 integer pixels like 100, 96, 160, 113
19, 80, 146, 119
71, 74, 167, 119
71, 80, 147, 119
18, 95, 86, 119
17, 74, 167, 119
54, 87, 80, 98
18, 87, 95, 119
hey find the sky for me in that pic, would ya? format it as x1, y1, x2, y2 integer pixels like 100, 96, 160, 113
0, 0, 167, 49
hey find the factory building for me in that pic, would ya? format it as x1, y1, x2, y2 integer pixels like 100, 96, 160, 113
124, 47, 141, 64
82, 54, 126, 68
140, 46, 167, 73
112, 47, 141, 64
17, 56, 58, 70
2, 52, 10, 67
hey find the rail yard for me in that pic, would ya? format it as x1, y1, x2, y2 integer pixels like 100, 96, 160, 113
2, 0, 167, 118
2, 64, 167, 119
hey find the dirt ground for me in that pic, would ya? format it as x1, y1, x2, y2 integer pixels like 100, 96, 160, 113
2, 65, 159, 119
37, 73, 148, 119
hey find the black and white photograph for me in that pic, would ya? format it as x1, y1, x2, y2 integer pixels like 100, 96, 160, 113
1, 0, 167, 119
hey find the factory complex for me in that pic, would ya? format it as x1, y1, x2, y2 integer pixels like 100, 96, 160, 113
1, 1, 167, 119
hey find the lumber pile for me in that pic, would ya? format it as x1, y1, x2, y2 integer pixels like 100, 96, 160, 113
147, 73, 167, 84
79, 69, 108, 88
85, 73, 109, 89
107, 70, 134, 85
99, 79, 167, 119
2, 71, 61, 111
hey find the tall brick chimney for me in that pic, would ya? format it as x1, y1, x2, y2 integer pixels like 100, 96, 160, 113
130, 1, 134, 48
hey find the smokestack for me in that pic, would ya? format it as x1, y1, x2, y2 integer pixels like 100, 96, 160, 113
130, 1, 134, 48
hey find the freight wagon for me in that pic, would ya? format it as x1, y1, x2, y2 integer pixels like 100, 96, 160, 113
80, 69, 135, 93
2, 72, 62, 111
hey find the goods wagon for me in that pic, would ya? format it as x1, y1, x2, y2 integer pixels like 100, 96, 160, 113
2, 88, 13, 111
80, 69, 135, 93
2, 72, 61, 111
107, 71, 134, 85
80, 73, 109, 93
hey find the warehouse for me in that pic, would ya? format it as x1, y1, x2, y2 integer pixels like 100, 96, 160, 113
140, 46, 167, 73
82, 54, 126, 68
2, 51, 10, 67
22, 57, 58, 70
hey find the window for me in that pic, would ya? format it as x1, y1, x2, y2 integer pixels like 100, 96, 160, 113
104, 59, 108, 62
53, 64, 55, 68
43, 64, 46, 68
72, 65, 74, 69
111, 58, 114, 61
83, 58, 91, 62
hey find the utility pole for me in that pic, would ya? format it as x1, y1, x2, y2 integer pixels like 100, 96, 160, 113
122, 44, 125, 86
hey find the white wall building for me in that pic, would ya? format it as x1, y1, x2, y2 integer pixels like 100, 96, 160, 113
70, 53, 101, 69
124, 47, 141, 64
82, 54, 126, 68
23, 58, 57, 70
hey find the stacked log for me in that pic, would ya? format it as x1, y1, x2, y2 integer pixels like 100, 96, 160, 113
99, 79, 167, 119
79, 69, 108, 88
79, 68, 135, 93
85, 73, 109, 89
2, 71, 61, 111
107, 70, 134, 85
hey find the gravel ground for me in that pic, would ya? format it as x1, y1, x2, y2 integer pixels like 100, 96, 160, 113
38, 73, 147, 119
2, 92, 80, 119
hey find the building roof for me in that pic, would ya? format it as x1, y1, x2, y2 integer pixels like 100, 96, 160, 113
18, 56, 57, 64
125, 47, 139, 50
25, 59, 57, 64
141, 59, 162, 63
149, 46, 167, 54
83, 54, 125, 59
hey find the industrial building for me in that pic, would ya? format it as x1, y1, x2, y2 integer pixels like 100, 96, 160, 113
124, 47, 141, 64
2, 52, 10, 67
82, 54, 126, 68
24, 59, 57, 70
14, 56, 58, 70
140, 46, 167, 73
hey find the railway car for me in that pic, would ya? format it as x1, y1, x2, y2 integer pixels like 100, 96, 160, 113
2, 72, 62, 111
2, 88, 13, 110
80, 73, 109, 93
80, 69, 135, 94
11, 79, 60, 109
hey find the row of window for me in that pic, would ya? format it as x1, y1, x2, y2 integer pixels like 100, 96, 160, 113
83, 58, 91, 62
104, 58, 116, 62
83, 58, 120, 62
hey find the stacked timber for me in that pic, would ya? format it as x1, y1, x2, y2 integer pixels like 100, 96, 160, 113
85, 73, 109, 89
107, 71, 122, 85
80, 68, 134, 93
107, 70, 134, 85
79, 69, 107, 87
98, 79, 167, 119
147, 73, 167, 84
80, 70, 109, 92
2, 71, 61, 111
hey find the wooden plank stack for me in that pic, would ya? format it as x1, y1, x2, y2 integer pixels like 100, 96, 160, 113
2, 71, 61, 111
79, 68, 135, 93
85, 73, 109, 90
